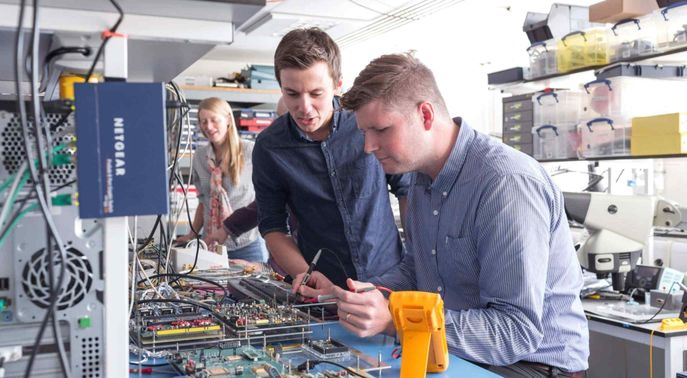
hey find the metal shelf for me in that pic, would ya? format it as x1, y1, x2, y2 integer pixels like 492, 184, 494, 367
524, 46, 687, 83
180, 85, 280, 105
538, 154, 687, 163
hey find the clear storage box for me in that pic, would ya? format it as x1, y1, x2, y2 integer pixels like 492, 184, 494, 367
655, 2, 687, 51
532, 123, 580, 160
533, 90, 582, 126
557, 29, 610, 72
579, 116, 632, 158
608, 17, 658, 62
528, 40, 558, 78
580, 76, 687, 119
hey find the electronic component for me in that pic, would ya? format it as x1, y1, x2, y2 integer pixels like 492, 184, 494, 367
302, 338, 350, 359
74, 82, 169, 218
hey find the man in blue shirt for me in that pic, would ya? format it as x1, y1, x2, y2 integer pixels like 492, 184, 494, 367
252, 28, 409, 289
327, 53, 589, 376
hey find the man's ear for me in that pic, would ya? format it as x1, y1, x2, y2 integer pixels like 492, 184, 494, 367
335, 78, 343, 95
419, 102, 435, 131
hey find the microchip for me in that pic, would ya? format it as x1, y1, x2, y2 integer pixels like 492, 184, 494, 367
205, 367, 230, 376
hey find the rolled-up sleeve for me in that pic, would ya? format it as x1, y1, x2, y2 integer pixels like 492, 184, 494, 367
252, 138, 290, 236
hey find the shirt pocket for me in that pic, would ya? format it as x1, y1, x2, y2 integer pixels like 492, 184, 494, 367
438, 235, 480, 298
343, 155, 380, 198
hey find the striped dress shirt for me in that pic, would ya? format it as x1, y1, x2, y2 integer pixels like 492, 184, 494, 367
375, 118, 589, 372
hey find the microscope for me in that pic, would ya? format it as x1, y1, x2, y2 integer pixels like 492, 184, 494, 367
563, 192, 682, 291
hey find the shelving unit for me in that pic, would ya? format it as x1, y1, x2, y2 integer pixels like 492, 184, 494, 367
179, 85, 281, 107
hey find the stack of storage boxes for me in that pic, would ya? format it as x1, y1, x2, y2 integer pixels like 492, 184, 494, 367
502, 94, 535, 156
632, 113, 687, 155
532, 90, 582, 160
241, 65, 279, 89
579, 72, 686, 158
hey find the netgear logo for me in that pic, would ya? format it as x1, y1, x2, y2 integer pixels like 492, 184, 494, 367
113, 117, 126, 176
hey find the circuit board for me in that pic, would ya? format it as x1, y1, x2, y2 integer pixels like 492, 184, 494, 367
131, 300, 315, 348
167, 340, 390, 378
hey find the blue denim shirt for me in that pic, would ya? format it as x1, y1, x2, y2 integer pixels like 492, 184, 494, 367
252, 97, 409, 288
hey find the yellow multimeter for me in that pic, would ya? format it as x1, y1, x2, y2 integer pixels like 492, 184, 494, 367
389, 291, 449, 377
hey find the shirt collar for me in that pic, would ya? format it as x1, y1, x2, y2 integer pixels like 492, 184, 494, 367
416, 117, 474, 194
289, 96, 342, 142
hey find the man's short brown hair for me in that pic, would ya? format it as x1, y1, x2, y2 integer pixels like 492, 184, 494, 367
341, 53, 448, 117
274, 28, 341, 86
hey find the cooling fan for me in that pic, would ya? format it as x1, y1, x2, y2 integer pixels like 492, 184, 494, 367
21, 246, 94, 311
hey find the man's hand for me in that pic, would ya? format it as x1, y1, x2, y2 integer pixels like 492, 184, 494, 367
204, 228, 229, 247
333, 278, 395, 338
291, 271, 334, 298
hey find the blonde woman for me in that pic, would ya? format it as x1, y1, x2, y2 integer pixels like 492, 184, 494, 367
176, 97, 267, 262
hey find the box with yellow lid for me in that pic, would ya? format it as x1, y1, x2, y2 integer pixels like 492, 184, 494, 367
631, 112, 687, 155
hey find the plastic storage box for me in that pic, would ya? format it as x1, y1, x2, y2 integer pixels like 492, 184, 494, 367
632, 112, 687, 155
655, 2, 687, 51
527, 40, 558, 78
608, 16, 658, 62
532, 123, 580, 160
580, 76, 687, 119
579, 116, 632, 158
557, 29, 610, 72
533, 90, 582, 126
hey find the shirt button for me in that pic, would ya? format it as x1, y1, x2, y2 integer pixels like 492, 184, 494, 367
322, 142, 327, 147
437, 286, 442, 292
431, 249, 436, 255
442, 192, 448, 197
331, 170, 336, 177
433, 210, 439, 216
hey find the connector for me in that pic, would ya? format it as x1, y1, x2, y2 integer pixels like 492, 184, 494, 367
52, 153, 73, 166
52, 194, 73, 206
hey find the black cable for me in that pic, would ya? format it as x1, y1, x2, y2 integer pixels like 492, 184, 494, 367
138, 273, 229, 302
639, 281, 678, 324
40, 46, 91, 91
0, 186, 36, 243
84, 0, 124, 82
297, 359, 367, 377
15, 2, 68, 377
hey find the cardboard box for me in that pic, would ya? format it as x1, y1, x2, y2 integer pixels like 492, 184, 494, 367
589, 0, 658, 23
632, 113, 687, 155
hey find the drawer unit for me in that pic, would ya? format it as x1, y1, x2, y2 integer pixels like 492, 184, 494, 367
579, 116, 632, 158
506, 142, 533, 156
503, 98, 534, 113
503, 133, 534, 144
532, 123, 580, 160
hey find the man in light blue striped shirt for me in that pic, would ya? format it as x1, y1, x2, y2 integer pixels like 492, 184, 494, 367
332, 53, 589, 376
